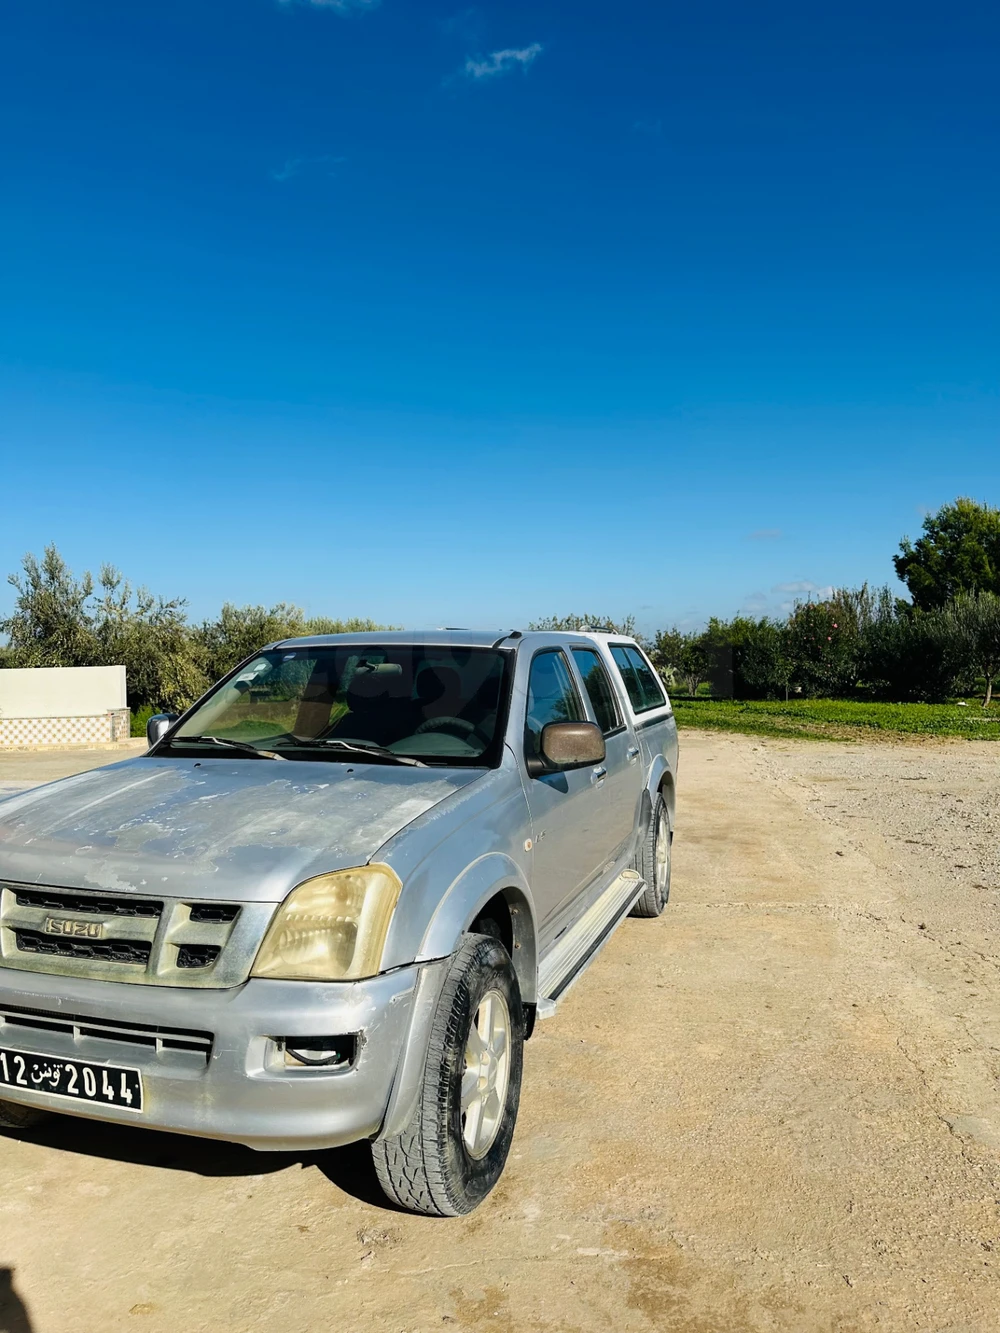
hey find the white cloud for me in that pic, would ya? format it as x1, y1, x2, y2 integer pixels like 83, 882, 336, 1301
772, 580, 834, 597
464, 43, 543, 79
441, 8, 483, 42
270, 154, 346, 182
278, 0, 379, 13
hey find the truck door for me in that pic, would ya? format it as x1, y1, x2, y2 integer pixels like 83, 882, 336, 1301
520, 648, 609, 936
570, 645, 643, 862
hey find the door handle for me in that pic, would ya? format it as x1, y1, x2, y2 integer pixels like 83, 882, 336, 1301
591, 766, 608, 784
626, 746, 640, 762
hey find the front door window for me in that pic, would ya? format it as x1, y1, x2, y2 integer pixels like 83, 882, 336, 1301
524, 650, 584, 762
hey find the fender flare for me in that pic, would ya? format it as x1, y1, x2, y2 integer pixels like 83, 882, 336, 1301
644, 754, 675, 831
378, 856, 538, 1141
417, 852, 538, 1003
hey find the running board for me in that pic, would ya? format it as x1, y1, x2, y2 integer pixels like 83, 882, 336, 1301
535, 869, 645, 1018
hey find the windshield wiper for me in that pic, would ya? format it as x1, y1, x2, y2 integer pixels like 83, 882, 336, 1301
277, 738, 427, 767
166, 735, 287, 761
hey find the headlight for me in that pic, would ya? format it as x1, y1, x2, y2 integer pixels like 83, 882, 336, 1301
251, 864, 402, 982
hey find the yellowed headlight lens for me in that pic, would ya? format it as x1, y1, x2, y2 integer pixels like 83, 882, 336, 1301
251, 864, 402, 982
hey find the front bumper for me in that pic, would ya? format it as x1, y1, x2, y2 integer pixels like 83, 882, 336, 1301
0, 960, 446, 1151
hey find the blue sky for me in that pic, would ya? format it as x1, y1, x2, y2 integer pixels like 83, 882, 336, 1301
2, 0, 998, 633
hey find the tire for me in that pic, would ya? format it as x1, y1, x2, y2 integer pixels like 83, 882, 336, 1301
0, 1099, 49, 1131
372, 934, 524, 1216
630, 791, 672, 918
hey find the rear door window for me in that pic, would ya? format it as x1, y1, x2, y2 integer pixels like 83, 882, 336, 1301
572, 649, 623, 735
610, 644, 667, 714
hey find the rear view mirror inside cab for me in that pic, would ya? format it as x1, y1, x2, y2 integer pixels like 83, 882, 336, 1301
527, 720, 606, 776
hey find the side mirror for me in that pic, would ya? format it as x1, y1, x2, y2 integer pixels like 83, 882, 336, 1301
146, 713, 178, 748
527, 720, 606, 776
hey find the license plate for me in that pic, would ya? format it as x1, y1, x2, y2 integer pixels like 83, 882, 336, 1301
0, 1045, 143, 1112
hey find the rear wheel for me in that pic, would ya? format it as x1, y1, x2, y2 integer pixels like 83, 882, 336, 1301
0, 1099, 49, 1131
372, 934, 524, 1215
630, 792, 672, 918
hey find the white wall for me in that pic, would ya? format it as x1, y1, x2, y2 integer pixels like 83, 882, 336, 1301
0, 666, 127, 718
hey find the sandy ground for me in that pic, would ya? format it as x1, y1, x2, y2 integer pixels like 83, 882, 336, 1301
1, 731, 999, 1332
0, 741, 147, 799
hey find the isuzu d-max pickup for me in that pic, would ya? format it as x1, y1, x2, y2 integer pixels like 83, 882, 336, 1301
0, 629, 678, 1214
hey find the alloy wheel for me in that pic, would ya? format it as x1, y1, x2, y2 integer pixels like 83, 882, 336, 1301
461, 988, 511, 1159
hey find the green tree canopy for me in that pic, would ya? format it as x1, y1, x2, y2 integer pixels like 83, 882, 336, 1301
850, 585, 957, 702
196, 606, 397, 683
945, 591, 1000, 708
894, 498, 1000, 610
196, 603, 307, 683
1, 544, 95, 667
649, 626, 712, 696
94, 567, 207, 713
0, 548, 208, 712
529, 613, 637, 636
1, 547, 397, 714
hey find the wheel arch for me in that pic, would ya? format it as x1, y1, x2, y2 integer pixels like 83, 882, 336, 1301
658, 769, 676, 830
642, 754, 675, 833
417, 855, 538, 1004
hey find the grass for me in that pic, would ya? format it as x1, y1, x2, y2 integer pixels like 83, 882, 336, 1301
130, 704, 157, 738
672, 697, 1000, 742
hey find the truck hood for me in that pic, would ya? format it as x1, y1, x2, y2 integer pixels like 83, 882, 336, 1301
0, 756, 482, 903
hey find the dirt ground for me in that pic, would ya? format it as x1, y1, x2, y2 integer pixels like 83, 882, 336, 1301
1, 731, 999, 1333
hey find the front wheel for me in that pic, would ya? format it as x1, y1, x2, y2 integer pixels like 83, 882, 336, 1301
372, 934, 524, 1215
630, 792, 672, 917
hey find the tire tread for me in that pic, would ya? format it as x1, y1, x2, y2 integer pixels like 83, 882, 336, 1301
630, 792, 671, 917
373, 934, 522, 1216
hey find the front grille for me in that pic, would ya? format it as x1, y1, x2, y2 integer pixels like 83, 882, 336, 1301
0, 879, 270, 988
188, 905, 240, 924
14, 929, 153, 966
15, 888, 162, 919
0, 1001, 213, 1062
176, 944, 221, 969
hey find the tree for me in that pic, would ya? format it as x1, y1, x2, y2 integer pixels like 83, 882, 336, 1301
701, 617, 739, 697
197, 603, 307, 683
529, 613, 638, 637
304, 616, 389, 636
93, 567, 208, 713
1, 544, 95, 667
852, 586, 957, 702
784, 595, 860, 697
649, 627, 711, 696
729, 617, 794, 700
0, 547, 207, 713
894, 498, 1000, 610
946, 591, 1000, 707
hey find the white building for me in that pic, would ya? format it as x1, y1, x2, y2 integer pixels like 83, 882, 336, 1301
0, 666, 130, 748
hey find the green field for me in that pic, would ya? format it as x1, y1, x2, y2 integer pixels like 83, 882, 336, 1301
672, 697, 1000, 741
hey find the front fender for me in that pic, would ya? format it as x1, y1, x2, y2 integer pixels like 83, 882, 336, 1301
418, 852, 537, 1002
375, 764, 536, 991
376, 852, 538, 1145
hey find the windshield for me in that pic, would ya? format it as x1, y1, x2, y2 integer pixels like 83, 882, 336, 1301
163, 645, 511, 766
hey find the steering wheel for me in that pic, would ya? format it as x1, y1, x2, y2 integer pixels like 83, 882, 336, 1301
414, 716, 477, 738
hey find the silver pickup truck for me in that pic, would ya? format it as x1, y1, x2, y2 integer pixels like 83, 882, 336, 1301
0, 630, 678, 1214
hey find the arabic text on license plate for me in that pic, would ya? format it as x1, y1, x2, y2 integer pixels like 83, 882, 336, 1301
0, 1046, 143, 1112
